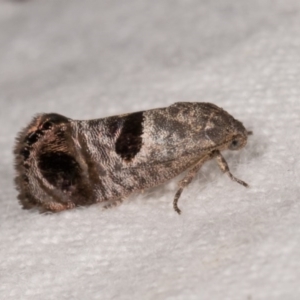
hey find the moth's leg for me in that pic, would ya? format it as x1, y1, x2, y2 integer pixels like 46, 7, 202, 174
173, 157, 209, 215
103, 198, 124, 210
214, 150, 248, 187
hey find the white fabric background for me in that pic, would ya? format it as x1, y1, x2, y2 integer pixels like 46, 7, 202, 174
1, 1, 300, 299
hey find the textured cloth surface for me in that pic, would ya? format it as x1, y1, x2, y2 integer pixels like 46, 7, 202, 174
1, 1, 300, 299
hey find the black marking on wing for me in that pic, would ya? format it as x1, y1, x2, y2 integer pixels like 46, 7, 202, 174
115, 111, 144, 161
38, 152, 81, 192
20, 113, 69, 161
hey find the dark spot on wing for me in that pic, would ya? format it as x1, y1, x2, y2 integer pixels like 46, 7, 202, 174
115, 111, 144, 161
41, 121, 53, 130
26, 130, 42, 145
38, 152, 81, 192
19, 113, 70, 161
20, 147, 30, 160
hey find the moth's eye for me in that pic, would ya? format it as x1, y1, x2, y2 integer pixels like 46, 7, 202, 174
231, 139, 239, 147
229, 135, 243, 150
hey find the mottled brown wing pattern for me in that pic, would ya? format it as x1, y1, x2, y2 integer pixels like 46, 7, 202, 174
14, 102, 251, 213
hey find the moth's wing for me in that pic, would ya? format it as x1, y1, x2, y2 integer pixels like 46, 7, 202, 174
95, 104, 215, 196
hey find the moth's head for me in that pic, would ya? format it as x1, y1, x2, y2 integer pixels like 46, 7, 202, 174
202, 104, 250, 152
14, 113, 92, 212
226, 116, 250, 151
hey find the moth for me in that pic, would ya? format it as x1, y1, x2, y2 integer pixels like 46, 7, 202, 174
14, 102, 251, 214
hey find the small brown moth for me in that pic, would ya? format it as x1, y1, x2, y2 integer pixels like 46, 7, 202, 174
14, 102, 251, 214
